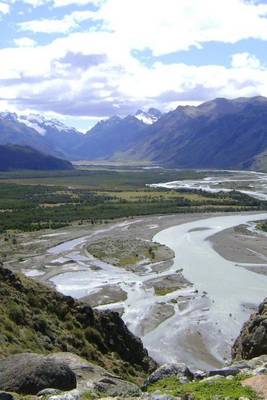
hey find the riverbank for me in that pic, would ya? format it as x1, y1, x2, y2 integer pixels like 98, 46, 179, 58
3, 211, 267, 371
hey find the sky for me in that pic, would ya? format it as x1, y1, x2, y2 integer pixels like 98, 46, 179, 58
1, 0, 267, 130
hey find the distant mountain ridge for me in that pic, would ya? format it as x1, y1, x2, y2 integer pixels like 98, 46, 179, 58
128, 96, 267, 170
1, 98, 267, 171
0, 108, 161, 161
0, 145, 73, 171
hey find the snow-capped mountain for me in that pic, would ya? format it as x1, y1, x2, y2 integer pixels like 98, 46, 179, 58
135, 108, 162, 125
0, 107, 163, 161
18, 114, 80, 136
0, 111, 84, 159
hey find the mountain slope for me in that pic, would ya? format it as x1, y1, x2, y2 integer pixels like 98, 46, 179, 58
0, 265, 155, 381
0, 112, 84, 160
76, 115, 147, 160
128, 96, 267, 170
0, 145, 73, 171
18, 114, 84, 159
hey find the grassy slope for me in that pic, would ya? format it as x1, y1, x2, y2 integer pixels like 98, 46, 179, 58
0, 266, 155, 383
146, 376, 259, 400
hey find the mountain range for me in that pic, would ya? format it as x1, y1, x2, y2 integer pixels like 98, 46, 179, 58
1, 97, 267, 171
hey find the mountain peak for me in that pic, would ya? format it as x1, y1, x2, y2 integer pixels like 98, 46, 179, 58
135, 108, 162, 125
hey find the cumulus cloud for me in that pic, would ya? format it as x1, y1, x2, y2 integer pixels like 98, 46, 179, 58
231, 52, 262, 69
0, 2, 9, 14
14, 37, 37, 47
91, 0, 267, 55
2, 0, 267, 119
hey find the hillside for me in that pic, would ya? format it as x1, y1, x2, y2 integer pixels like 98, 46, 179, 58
0, 265, 155, 381
127, 96, 267, 170
74, 115, 147, 160
0, 145, 73, 171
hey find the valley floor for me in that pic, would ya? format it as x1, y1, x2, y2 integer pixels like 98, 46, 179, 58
3, 211, 267, 372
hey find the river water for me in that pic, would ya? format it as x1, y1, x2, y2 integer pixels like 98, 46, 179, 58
151, 213, 267, 367
48, 170, 267, 370
150, 170, 267, 200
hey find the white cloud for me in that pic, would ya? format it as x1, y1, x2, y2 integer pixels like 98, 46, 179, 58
91, 0, 267, 55
0, 29, 266, 117
52, 0, 100, 7
231, 52, 262, 69
3, 0, 267, 118
19, 10, 94, 33
0, 2, 9, 14
14, 37, 37, 47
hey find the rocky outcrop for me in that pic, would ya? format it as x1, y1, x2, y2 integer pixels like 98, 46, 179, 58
0, 353, 76, 395
143, 363, 194, 388
0, 266, 156, 383
232, 297, 267, 360
48, 352, 141, 396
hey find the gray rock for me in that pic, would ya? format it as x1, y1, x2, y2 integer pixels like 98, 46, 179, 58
47, 389, 80, 400
93, 376, 142, 397
0, 393, 15, 400
202, 375, 225, 382
0, 353, 76, 395
144, 363, 194, 388
48, 352, 119, 393
208, 367, 240, 378
148, 393, 181, 400
192, 370, 207, 380
231, 354, 267, 376
38, 388, 63, 396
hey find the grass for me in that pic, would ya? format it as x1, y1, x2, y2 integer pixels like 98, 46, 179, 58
0, 266, 154, 383
154, 287, 182, 296
256, 220, 267, 232
146, 376, 260, 400
0, 169, 225, 190
87, 238, 166, 267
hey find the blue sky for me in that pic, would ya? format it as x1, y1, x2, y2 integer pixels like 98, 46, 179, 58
1, 0, 267, 130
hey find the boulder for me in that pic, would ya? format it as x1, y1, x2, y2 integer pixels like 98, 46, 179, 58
93, 376, 142, 397
144, 393, 182, 400
47, 389, 80, 400
49, 352, 142, 397
0, 353, 76, 395
143, 363, 194, 388
48, 352, 119, 392
38, 389, 63, 396
0, 393, 16, 400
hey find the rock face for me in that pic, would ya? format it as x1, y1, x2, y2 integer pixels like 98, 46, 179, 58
232, 297, 267, 360
0, 353, 76, 395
